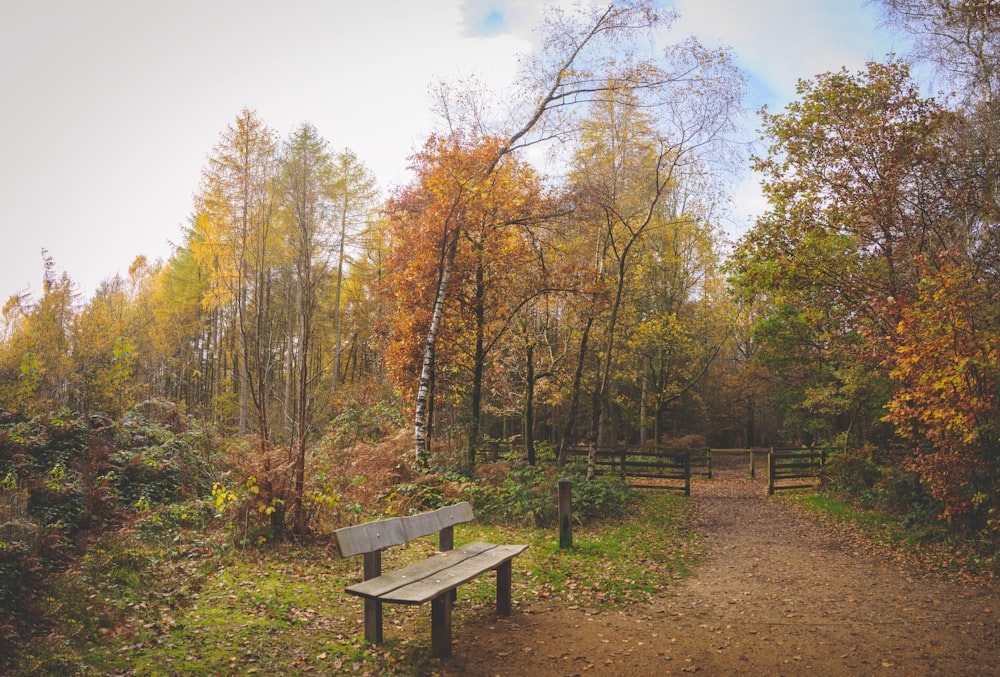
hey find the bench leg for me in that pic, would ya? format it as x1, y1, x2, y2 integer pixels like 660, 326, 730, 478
496, 560, 512, 617
364, 598, 383, 644
431, 593, 453, 658
362, 551, 384, 644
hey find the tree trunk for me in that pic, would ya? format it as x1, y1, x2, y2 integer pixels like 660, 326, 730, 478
332, 197, 348, 398
414, 227, 461, 466
557, 315, 594, 467
468, 251, 486, 470
524, 342, 536, 465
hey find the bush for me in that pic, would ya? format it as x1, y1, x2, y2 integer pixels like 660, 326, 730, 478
560, 461, 634, 521
0, 410, 89, 476
329, 401, 405, 447
0, 405, 226, 657
464, 460, 634, 526
134, 497, 217, 543
823, 444, 949, 537
823, 444, 888, 508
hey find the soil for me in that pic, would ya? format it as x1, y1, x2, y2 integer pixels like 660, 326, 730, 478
439, 454, 999, 676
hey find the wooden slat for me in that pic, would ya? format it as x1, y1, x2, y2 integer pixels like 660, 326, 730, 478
379, 544, 529, 605
402, 502, 474, 541
334, 502, 475, 557
345, 542, 496, 598
334, 517, 407, 557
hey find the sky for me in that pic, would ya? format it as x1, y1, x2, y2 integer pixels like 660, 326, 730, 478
0, 0, 907, 303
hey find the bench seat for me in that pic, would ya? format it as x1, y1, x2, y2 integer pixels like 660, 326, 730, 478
346, 541, 528, 604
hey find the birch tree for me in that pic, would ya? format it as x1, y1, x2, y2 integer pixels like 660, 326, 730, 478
410, 1, 744, 466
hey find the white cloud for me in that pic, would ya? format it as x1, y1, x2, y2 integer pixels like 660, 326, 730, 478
672, 0, 899, 107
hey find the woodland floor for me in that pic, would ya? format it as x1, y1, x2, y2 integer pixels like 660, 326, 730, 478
437, 454, 999, 676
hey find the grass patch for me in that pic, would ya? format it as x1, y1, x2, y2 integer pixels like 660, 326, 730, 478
778, 491, 997, 580
457, 490, 699, 611
13, 490, 699, 675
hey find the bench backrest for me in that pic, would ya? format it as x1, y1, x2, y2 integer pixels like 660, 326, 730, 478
333, 501, 475, 558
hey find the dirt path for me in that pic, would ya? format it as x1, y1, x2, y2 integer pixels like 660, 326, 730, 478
441, 455, 999, 676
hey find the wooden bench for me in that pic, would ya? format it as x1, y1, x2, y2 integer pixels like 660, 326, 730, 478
332, 501, 528, 658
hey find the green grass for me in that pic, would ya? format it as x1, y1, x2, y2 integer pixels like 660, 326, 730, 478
459, 490, 700, 609
778, 491, 997, 580
12, 490, 700, 676
784, 492, 931, 547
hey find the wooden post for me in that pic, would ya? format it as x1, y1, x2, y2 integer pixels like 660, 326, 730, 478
767, 448, 775, 495
440, 525, 458, 602
558, 478, 572, 549
683, 451, 691, 496
496, 559, 513, 616
750, 448, 755, 479
362, 551, 383, 644
439, 525, 454, 552
431, 592, 453, 658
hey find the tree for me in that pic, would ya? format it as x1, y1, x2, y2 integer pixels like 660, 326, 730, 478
147, 225, 215, 415
383, 134, 551, 469
625, 211, 728, 446
882, 255, 999, 523
729, 61, 956, 443
329, 149, 378, 397
562, 47, 743, 475
278, 122, 337, 532
407, 1, 686, 466
195, 109, 281, 442
731, 57, 1000, 527
71, 260, 150, 417
0, 254, 77, 414
194, 109, 286, 530
872, 0, 1000, 104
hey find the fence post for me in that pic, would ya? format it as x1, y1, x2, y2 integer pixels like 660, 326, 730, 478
750, 448, 756, 479
767, 448, 775, 495
558, 478, 572, 549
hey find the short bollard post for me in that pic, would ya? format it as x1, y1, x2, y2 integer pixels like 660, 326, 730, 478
558, 478, 572, 549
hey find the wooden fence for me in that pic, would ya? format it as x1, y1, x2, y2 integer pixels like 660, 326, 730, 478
563, 446, 711, 495
767, 447, 830, 495
479, 442, 832, 497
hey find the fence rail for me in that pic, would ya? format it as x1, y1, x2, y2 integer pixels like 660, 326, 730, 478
767, 447, 831, 495
563, 446, 711, 495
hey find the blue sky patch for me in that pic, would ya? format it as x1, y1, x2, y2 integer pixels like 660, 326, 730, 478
478, 7, 507, 36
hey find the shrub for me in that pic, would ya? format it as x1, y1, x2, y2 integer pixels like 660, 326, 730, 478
0, 410, 89, 475
465, 460, 634, 526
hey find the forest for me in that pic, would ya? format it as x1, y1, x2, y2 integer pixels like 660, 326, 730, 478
1, 1, 998, 672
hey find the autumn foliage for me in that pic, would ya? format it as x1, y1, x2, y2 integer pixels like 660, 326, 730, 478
381, 134, 552, 448
882, 256, 1000, 520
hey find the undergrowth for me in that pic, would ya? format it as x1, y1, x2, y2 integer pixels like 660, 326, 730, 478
780, 491, 999, 581
13, 490, 699, 676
